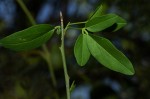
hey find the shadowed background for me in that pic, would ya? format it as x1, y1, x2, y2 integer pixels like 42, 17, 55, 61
0, 0, 150, 99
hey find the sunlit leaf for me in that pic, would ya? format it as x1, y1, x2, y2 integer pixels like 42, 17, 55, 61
74, 34, 90, 66
86, 34, 134, 75
85, 14, 118, 32
0, 24, 55, 51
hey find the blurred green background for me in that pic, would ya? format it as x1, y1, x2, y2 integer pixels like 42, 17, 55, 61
0, 0, 150, 99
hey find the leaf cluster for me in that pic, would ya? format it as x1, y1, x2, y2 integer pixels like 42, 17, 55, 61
0, 5, 134, 75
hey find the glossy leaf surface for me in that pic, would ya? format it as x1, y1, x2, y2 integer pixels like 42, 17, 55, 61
86, 34, 134, 75
85, 14, 118, 32
74, 34, 90, 66
0, 24, 54, 51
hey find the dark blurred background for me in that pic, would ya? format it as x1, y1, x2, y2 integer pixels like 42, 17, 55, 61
0, 0, 150, 99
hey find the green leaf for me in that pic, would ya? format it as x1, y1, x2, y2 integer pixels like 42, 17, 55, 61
100, 15, 127, 32
90, 5, 104, 19
74, 33, 90, 66
86, 34, 134, 75
0, 24, 54, 51
113, 16, 127, 31
85, 14, 118, 32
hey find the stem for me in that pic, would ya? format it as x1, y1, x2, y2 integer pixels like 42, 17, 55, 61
59, 12, 70, 99
41, 45, 59, 99
82, 28, 89, 35
16, 0, 36, 25
68, 27, 83, 30
42, 45, 57, 87
16, 0, 58, 98
69, 21, 86, 25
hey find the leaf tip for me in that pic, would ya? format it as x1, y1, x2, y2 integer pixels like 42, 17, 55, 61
124, 68, 135, 75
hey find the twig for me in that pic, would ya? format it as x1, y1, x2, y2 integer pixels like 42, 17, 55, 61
59, 11, 70, 99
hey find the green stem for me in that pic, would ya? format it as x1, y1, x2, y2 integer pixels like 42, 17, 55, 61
82, 28, 89, 35
41, 45, 59, 99
59, 12, 70, 99
42, 45, 57, 87
69, 21, 86, 25
16, 0, 36, 25
68, 27, 83, 30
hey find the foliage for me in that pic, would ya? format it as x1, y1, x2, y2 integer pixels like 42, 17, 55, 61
0, 24, 54, 51
0, 2, 134, 99
0, 11, 134, 75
